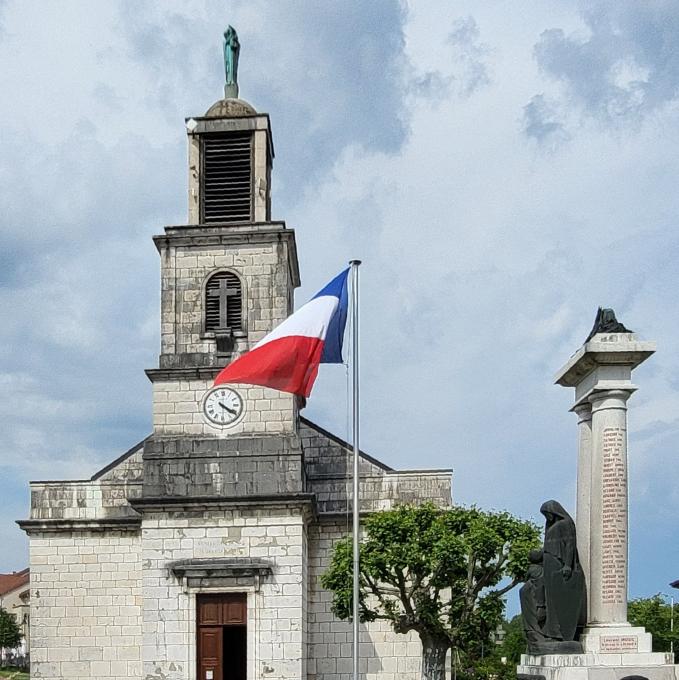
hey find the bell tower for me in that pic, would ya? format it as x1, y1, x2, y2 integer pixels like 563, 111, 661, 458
142, 30, 303, 500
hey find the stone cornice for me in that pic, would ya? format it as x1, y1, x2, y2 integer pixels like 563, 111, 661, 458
145, 366, 222, 382
152, 223, 300, 287
130, 493, 317, 520
16, 516, 141, 535
555, 333, 656, 387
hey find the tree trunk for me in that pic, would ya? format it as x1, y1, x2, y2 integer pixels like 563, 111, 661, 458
420, 634, 449, 680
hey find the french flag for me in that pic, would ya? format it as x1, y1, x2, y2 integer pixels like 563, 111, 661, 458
213, 268, 349, 397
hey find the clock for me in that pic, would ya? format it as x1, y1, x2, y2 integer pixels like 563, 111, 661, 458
203, 387, 244, 427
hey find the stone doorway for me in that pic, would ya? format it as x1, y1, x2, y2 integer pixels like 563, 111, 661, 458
197, 593, 247, 680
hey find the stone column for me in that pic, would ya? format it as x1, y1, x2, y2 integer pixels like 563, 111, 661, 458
587, 389, 632, 626
555, 328, 656, 654
573, 402, 592, 619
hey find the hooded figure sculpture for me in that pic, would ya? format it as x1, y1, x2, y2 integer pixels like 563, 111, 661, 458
540, 500, 585, 642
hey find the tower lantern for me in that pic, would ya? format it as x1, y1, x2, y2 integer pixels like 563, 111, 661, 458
186, 26, 273, 225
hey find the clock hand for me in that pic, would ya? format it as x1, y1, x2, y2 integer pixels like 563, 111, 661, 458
218, 401, 238, 416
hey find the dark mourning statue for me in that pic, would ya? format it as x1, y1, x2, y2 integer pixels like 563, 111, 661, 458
519, 549, 546, 648
520, 501, 585, 655
585, 307, 632, 342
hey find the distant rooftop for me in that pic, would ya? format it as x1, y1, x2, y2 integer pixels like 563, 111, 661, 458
0, 567, 29, 596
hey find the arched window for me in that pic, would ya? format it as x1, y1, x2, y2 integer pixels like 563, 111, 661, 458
205, 271, 243, 333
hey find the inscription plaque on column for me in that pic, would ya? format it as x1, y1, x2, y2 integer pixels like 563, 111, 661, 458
601, 427, 626, 605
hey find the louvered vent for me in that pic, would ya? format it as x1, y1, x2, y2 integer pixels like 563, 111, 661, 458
205, 271, 243, 332
202, 132, 253, 223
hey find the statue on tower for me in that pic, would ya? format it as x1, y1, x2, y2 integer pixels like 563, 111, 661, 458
223, 25, 240, 98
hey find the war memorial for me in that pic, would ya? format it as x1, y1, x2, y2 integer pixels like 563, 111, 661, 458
17, 27, 678, 680
517, 310, 678, 679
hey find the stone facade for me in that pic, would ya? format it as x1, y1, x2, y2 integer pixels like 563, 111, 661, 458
140, 506, 308, 680
22, 420, 451, 680
19, 91, 453, 680
28, 532, 142, 679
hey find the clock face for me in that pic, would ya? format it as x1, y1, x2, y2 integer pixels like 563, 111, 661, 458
203, 387, 244, 427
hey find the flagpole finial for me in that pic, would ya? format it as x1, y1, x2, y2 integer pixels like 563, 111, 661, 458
349, 259, 362, 266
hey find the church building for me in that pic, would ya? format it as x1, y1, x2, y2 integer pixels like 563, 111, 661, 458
19, 46, 452, 680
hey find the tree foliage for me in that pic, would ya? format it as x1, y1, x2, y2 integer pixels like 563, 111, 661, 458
628, 594, 679, 660
0, 607, 22, 653
321, 504, 540, 679
497, 614, 527, 666
450, 615, 527, 680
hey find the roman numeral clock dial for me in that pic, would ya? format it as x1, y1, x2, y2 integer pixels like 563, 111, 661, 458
203, 387, 244, 427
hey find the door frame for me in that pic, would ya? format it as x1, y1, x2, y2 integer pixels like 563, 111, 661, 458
195, 592, 253, 680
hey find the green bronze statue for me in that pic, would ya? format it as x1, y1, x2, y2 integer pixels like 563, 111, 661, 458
223, 26, 240, 98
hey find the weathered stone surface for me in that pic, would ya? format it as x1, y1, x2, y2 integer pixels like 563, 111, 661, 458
301, 419, 452, 514
28, 531, 143, 680
141, 434, 304, 498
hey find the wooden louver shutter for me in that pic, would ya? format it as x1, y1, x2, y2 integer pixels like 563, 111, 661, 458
205, 271, 242, 332
202, 131, 253, 223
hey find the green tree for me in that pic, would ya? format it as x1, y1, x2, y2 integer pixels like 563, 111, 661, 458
498, 614, 527, 666
628, 594, 679, 661
0, 607, 22, 662
453, 615, 526, 680
321, 503, 540, 680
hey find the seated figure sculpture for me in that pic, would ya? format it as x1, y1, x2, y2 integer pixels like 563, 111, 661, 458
520, 500, 585, 654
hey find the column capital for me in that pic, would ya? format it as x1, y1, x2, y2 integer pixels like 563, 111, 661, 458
572, 402, 593, 423
588, 388, 635, 413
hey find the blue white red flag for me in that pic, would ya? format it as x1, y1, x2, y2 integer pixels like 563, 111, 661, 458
213, 268, 349, 397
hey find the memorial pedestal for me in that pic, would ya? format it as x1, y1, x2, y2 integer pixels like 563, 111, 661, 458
580, 625, 652, 654
518, 651, 678, 680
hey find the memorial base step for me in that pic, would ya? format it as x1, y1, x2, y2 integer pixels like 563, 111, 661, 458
518, 652, 678, 680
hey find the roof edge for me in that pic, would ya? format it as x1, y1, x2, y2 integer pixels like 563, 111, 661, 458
299, 416, 393, 472
90, 437, 149, 480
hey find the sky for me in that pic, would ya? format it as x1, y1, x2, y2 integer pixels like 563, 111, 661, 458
1, 0, 679, 614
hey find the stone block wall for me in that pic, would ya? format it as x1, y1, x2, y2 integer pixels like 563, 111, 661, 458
142, 434, 304, 498
151, 380, 295, 437
301, 420, 453, 515
28, 445, 143, 521
141, 505, 308, 680
157, 239, 294, 367
308, 472, 453, 515
307, 519, 424, 680
29, 531, 143, 680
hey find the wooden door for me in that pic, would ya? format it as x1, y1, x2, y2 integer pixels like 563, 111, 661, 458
197, 594, 247, 680
198, 627, 223, 680
198, 594, 247, 626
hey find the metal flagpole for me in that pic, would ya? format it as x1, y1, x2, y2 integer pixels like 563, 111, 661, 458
350, 259, 361, 680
